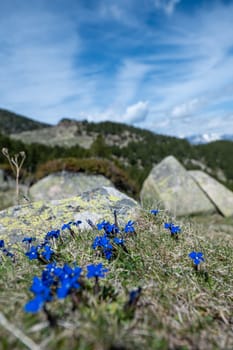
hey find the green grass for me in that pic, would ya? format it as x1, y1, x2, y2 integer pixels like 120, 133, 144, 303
0, 212, 233, 350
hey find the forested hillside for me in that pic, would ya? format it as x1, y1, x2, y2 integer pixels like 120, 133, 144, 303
0, 122, 232, 195
0, 108, 50, 134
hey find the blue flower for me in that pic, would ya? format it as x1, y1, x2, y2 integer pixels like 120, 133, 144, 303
97, 220, 119, 235
24, 295, 45, 313
97, 220, 108, 231
86, 263, 109, 279
3, 249, 14, 258
189, 251, 205, 265
57, 279, 73, 298
22, 237, 36, 244
103, 248, 113, 260
45, 230, 60, 240
92, 235, 112, 250
164, 222, 181, 235
30, 276, 51, 299
61, 222, 73, 230
41, 245, 54, 261
25, 246, 39, 260
150, 209, 159, 215
128, 287, 142, 306
170, 225, 181, 234
1, 247, 15, 261
0, 240, 5, 248
124, 221, 135, 233
113, 237, 125, 245
92, 235, 113, 260
24, 276, 52, 313
56, 265, 82, 299
164, 222, 172, 229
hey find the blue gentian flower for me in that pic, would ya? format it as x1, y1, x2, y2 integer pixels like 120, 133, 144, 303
189, 251, 205, 265
25, 246, 39, 260
97, 220, 108, 231
24, 295, 45, 313
150, 210, 159, 215
22, 237, 36, 244
41, 245, 54, 261
42, 262, 63, 283
45, 230, 60, 240
24, 276, 52, 313
0, 240, 15, 260
113, 237, 125, 245
92, 235, 113, 250
97, 220, 119, 235
86, 263, 109, 279
103, 248, 113, 260
2, 249, 14, 259
164, 223, 181, 235
170, 225, 181, 234
56, 265, 82, 299
164, 222, 172, 229
124, 221, 135, 233
61, 222, 73, 230
128, 287, 142, 306
57, 279, 73, 299
92, 235, 113, 260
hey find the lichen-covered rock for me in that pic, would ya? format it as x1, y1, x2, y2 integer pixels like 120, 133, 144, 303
29, 172, 114, 201
189, 170, 233, 217
140, 155, 216, 216
0, 186, 140, 245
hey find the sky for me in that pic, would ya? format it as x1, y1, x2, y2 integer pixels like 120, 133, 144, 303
0, 0, 233, 137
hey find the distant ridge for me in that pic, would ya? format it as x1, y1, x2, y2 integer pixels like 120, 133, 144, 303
187, 133, 233, 145
0, 108, 51, 134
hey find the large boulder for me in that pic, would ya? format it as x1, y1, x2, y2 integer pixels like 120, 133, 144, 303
189, 170, 233, 217
140, 156, 216, 216
29, 172, 113, 201
0, 186, 140, 245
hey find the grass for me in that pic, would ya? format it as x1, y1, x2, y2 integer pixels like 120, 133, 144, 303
0, 211, 233, 350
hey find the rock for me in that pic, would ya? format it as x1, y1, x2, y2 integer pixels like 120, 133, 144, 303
0, 186, 140, 245
29, 172, 114, 201
189, 170, 233, 217
140, 156, 216, 216
0, 169, 4, 184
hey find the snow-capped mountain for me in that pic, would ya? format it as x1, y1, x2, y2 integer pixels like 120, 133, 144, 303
186, 133, 233, 145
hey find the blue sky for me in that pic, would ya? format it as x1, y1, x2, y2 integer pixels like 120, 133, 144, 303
0, 0, 233, 137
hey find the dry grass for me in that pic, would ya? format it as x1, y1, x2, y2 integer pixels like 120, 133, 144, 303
0, 211, 232, 350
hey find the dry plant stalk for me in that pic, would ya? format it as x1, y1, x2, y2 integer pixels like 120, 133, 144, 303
0, 312, 41, 350
2, 147, 26, 205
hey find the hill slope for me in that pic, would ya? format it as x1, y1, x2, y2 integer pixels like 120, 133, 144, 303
0, 115, 232, 194
0, 108, 50, 134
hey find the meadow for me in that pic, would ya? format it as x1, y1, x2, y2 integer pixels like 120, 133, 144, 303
0, 209, 232, 350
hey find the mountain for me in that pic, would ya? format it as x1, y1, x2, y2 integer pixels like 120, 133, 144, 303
0, 108, 50, 135
9, 118, 148, 149
187, 133, 233, 144
0, 115, 232, 194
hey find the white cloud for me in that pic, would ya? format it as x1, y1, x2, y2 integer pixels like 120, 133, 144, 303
170, 98, 204, 118
122, 101, 149, 123
0, 2, 110, 124
111, 59, 152, 108
154, 0, 181, 15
